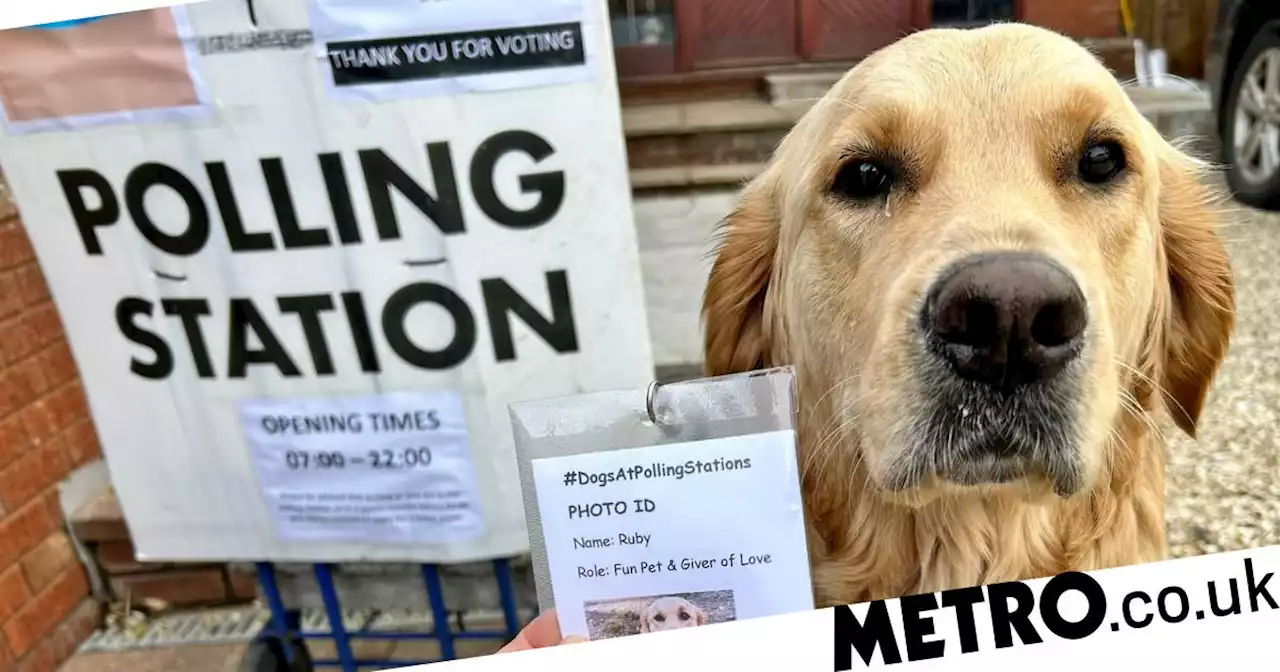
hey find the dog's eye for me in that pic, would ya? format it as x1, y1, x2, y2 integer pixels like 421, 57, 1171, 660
831, 160, 894, 201
653, 613, 665, 622
678, 611, 690, 621
1077, 141, 1125, 184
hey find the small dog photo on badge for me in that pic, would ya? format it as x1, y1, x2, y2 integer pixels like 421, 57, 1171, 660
584, 590, 736, 640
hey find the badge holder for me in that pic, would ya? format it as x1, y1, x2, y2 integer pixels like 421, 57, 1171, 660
509, 366, 811, 638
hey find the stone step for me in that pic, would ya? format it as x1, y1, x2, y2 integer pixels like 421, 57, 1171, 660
624, 85, 1214, 191
622, 97, 797, 138
62, 643, 251, 672
764, 37, 1140, 106
69, 490, 131, 543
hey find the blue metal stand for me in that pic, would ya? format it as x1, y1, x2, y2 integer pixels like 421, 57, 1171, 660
255, 560, 525, 671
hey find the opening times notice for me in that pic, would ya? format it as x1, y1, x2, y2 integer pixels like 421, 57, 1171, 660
239, 390, 485, 544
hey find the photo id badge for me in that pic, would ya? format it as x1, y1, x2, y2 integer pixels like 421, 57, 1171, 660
509, 367, 814, 641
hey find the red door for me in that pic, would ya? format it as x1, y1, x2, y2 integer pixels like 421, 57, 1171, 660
677, 0, 802, 70
672, 0, 928, 72
798, 0, 928, 62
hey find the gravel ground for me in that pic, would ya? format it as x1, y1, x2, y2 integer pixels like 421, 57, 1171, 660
1165, 190, 1280, 558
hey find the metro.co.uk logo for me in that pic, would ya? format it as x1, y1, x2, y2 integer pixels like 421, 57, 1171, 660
834, 556, 1276, 669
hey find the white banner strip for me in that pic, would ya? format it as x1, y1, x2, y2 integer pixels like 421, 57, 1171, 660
415, 545, 1280, 670
0, 1, 208, 31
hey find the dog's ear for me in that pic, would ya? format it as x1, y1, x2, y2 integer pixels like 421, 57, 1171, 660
1153, 146, 1235, 437
637, 607, 651, 634
694, 606, 708, 627
702, 181, 780, 377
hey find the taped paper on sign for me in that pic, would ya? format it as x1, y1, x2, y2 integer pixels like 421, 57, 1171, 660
241, 390, 485, 544
0, 0, 210, 32
307, 0, 596, 101
0, 7, 213, 135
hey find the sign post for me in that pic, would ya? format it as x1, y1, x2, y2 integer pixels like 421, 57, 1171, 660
0, 0, 653, 564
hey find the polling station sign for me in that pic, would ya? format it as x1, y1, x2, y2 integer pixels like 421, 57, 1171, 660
0, 0, 654, 563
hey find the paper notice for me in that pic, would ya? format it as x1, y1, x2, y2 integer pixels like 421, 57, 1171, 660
0, 1, 210, 32
307, 0, 595, 101
240, 390, 485, 544
0, 7, 211, 135
530, 430, 814, 640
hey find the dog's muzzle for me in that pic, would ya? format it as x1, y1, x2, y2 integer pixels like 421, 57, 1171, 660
894, 251, 1089, 495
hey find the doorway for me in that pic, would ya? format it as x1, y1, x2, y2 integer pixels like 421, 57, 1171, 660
607, 0, 1020, 79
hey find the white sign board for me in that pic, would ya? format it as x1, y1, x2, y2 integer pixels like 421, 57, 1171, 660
0, 0, 654, 563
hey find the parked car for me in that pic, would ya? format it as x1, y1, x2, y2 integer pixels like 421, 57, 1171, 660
1207, 0, 1280, 209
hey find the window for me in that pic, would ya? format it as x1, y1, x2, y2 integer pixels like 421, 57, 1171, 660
609, 0, 677, 47
932, 0, 1015, 25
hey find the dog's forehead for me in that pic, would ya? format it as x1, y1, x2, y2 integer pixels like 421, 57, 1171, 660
827, 25, 1127, 115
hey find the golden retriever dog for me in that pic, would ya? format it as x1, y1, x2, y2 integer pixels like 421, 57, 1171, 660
638, 596, 709, 633
701, 23, 1235, 607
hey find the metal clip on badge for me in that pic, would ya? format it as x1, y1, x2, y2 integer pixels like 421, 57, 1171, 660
645, 379, 682, 435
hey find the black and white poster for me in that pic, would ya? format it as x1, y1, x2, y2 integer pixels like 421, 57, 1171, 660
0, 0, 652, 564
308, 0, 596, 101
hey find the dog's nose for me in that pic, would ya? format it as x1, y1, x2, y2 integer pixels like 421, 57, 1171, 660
925, 251, 1087, 387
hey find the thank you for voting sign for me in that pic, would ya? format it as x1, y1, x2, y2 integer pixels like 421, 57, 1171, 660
0, 0, 653, 563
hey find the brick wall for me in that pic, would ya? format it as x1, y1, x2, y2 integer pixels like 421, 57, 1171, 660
1021, 0, 1121, 40
69, 491, 259, 611
0, 189, 103, 671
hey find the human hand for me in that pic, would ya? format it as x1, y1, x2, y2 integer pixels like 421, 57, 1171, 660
497, 610, 588, 653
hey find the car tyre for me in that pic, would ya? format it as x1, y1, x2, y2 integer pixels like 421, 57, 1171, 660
1223, 21, 1280, 210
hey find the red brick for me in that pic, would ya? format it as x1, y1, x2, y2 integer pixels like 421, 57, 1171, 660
42, 491, 63, 523
0, 223, 34, 272
20, 532, 75, 594
0, 373, 22, 419
2, 564, 88, 656
10, 643, 53, 672
10, 599, 99, 672
0, 270, 22, 321
45, 383, 89, 432
0, 564, 31, 623
38, 342, 77, 388
43, 599, 100, 669
226, 567, 258, 601
0, 499, 57, 569
0, 414, 27, 472
0, 442, 70, 512
62, 420, 101, 469
12, 265, 48, 308
7, 356, 49, 401
18, 403, 56, 450
24, 305, 61, 352
94, 540, 149, 574
0, 315, 41, 365
110, 569, 227, 607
